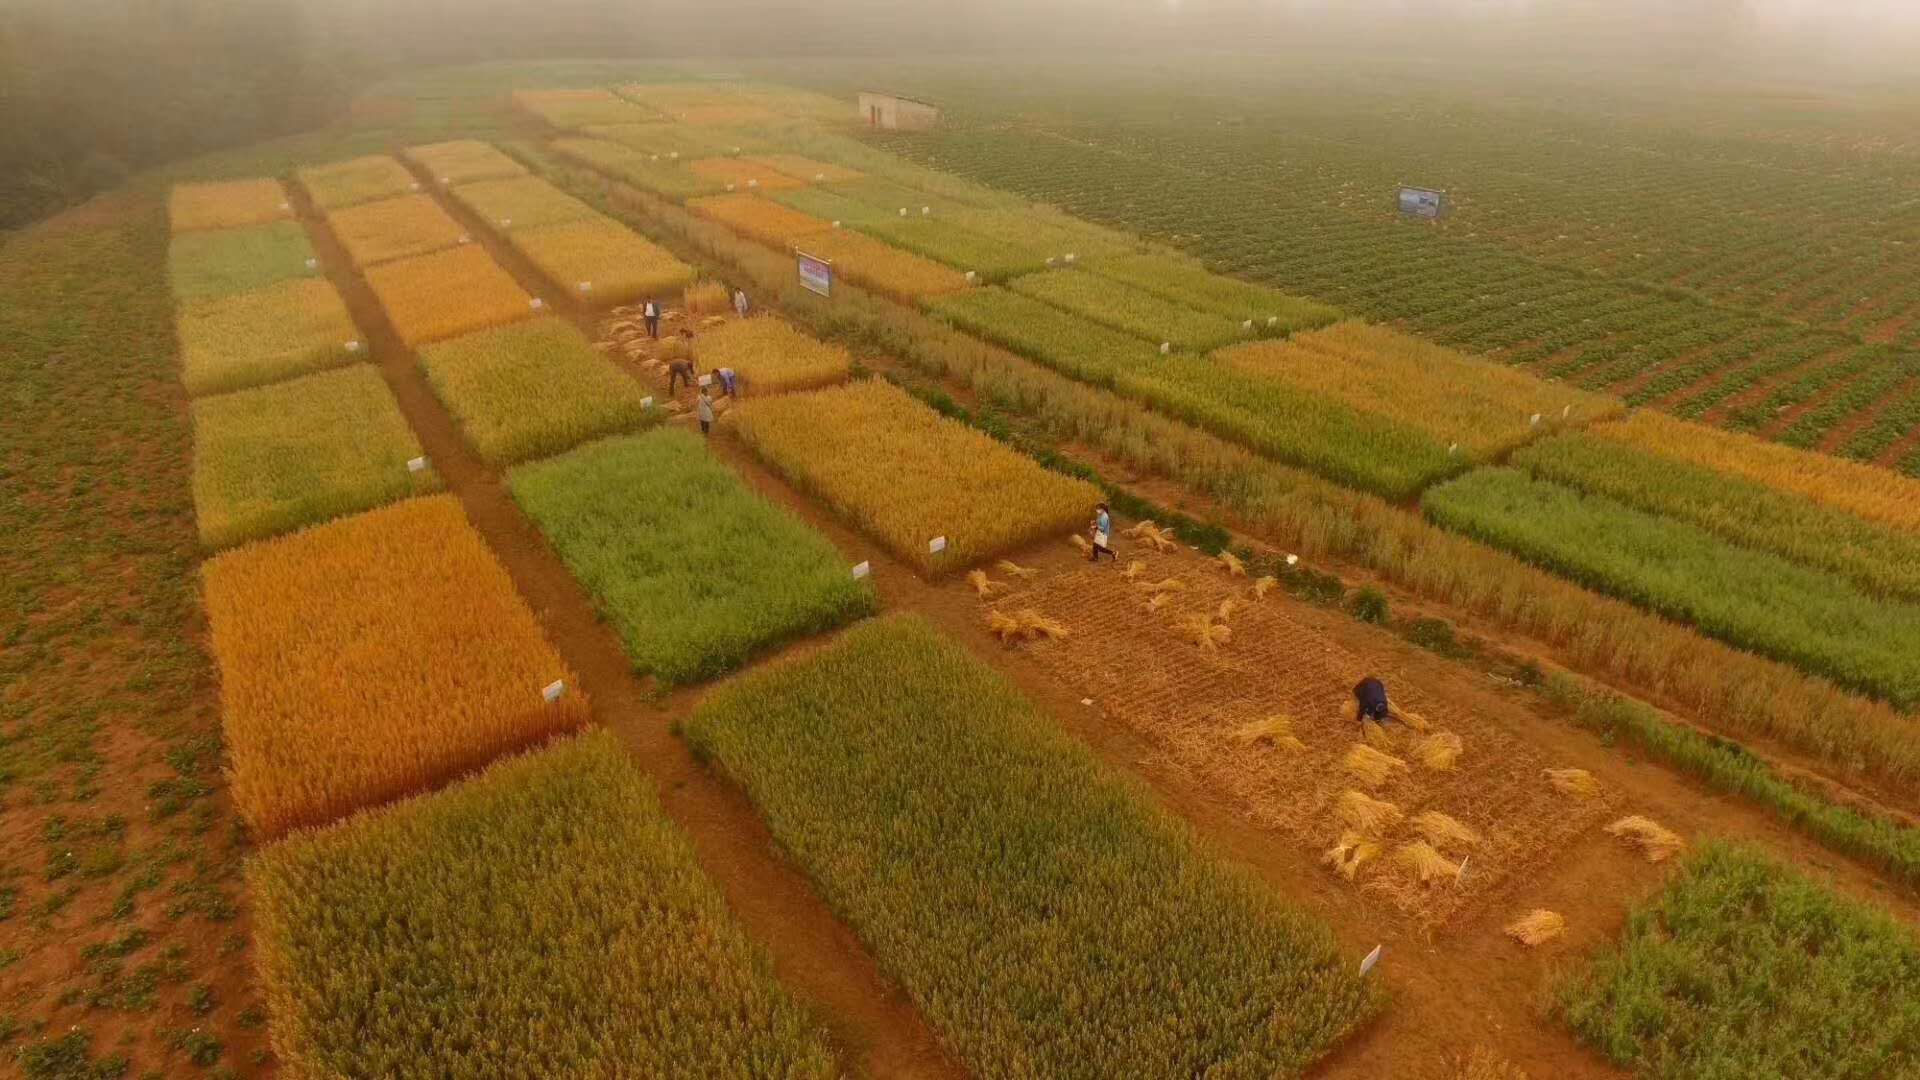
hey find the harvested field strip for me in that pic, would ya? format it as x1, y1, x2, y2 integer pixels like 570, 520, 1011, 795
364, 244, 534, 347
927, 287, 1460, 499
296, 154, 418, 210
168, 178, 291, 233
683, 615, 1379, 1076
1557, 841, 1920, 1077
688, 193, 833, 249
449, 175, 597, 232
509, 429, 875, 684
506, 216, 695, 305
733, 379, 1098, 574
326, 194, 467, 267
854, 216, 1047, 283
1012, 267, 1249, 352
688, 157, 807, 192
418, 316, 651, 465
1424, 468, 1920, 710
176, 276, 360, 396
1218, 322, 1624, 460
252, 732, 840, 1077
794, 226, 973, 302
191, 365, 441, 549
206, 495, 587, 838
404, 139, 528, 185
513, 88, 648, 130
991, 547, 1611, 927
1513, 431, 1920, 601
550, 137, 726, 202
1590, 407, 1920, 535
1088, 252, 1342, 333
167, 220, 315, 301
693, 316, 852, 395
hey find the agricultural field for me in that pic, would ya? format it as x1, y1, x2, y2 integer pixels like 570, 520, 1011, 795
855, 216, 1047, 282
688, 156, 807, 192
296, 154, 419, 210
364, 243, 534, 346
506, 215, 695, 304
175, 276, 360, 396
448, 174, 597, 232
793, 226, 971, 301
693, 316, 853, 394
684, 615, 1379, 1076
731, 379, 1098, 573
1011, 267, 1252, 352
167, 219, 316, 300
205, 495, 587, 838
1088, 252, 1342, 333
509, 430, 875, 684
418, 316, 652, 464
752, 153, 862, 183
325, 193, 467, 267
168, 177, 291, 232
191, 365, 441, 548
512, 87, 650, 129
252, 732, 839, 1077
404, 138, 528, 185
549, 136, 728, 201
688, 192, 832, 248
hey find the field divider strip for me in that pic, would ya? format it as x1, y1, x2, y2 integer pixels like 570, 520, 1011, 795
288, 164, 968, 1079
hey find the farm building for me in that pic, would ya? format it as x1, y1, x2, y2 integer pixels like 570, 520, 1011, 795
857, 91, 941, 131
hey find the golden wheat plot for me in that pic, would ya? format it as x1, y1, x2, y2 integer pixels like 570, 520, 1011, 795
693, 317, 852, 395
794, 227, 971, 302
326, 194, 467, 267
364, 245, 534, 347
687, 194, 833, 249
733, 380, 1099, 574
751, 154, 863, 184
176, 277, 360, 397
507, 217, 695, 306
688, 157, 807, 193
204, 495, 588, 838
296, 154, 419, 210
403, 140, 528, 185
168, 179, 292, 233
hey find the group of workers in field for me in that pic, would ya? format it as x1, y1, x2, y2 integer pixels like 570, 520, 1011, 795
1088, 506, 1403, 733
646, 286, 751, 436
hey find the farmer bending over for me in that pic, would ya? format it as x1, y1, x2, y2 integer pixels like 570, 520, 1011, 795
1352, 676, 1393, 730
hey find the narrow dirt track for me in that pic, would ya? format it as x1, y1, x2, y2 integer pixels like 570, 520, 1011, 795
292, 176, 965, 1080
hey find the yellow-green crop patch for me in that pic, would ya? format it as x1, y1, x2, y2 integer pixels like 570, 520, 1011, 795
1089, 252, 1342, 333
250, 731, 840, 1077
191, 365, 440, 549
450, 175, 597, 232
296, 154, 419, 210
750, 154, 862, 184
855, 216, 1047, 283
550, 136, 726, 202
683, 615, 1379, 1077
512, 88, 650, 130
696, 317, 851, 395
365, 245, 534, 347
506, 216, 695, 305
167, 220, 315, 301
326, 194, 467, 267
687, 193, 832, 249
419, 317, 651, 465
176, 277, 360, 397
1012, 267, 1249, 352
168, 179, 292, 233
403, 139, 528, 185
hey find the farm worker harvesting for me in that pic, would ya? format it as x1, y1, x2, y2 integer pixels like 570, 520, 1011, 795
732, 288, 750, 317
1351, 676, 1394, 730
642, 299, 660, 339
714, 366, 739, 397
697, 386, 715, 437
667, 329, 697, 394
1089, 503, 1117, 563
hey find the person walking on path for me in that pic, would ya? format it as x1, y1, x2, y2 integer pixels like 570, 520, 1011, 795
732, 287, 750, 318
697, 387, 715, 436
1088, 503, 1117, 563
714, 366, 739, 397
642, 299, 660, 339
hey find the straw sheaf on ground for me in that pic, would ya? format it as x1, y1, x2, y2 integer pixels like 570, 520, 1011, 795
419, 316, 652, 465
168, 178, 291, 233
403, 139, 528, 185
175, 276, 360, 396
683, 615, 1379, 1076
204, 495, 588, 838
363, 244, 533, 347
692, 316, 852, 395
730, 379, 1099, 574
191, 365, 441, 548
506, 216, 695, 306
985, 544, 1613, 926
296, 154, 419, 210
325, 194, 467, 267
251, 732, 838, 1077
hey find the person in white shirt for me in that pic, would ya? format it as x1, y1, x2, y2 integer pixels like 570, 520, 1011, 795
732, 288, 750, 317
697, 387, 715, 436
642, 299, 660, 338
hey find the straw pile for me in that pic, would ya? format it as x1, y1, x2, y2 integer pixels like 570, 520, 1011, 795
986, 608, 1071, 646
1395, 841, 1463, 885
1121, 561, 1146, 581
1607, 815, 1684, 862
1412, 810, 1481, 852
1323, 832, 1379, 881
1413, 731, 1464, 771
1345, 743, 1409, 787
1216, 551, 1246, 576
1503, 909, 1565, 947
1181, 614, 1232, 650
1545, 768, 1602, 799
1336, 790, 1403, 835
967, 569, 1006, 598
1235, 715, 1307, 754
1251, 575, 1278, 599
997, 560, 1038, 579
1134, 577, 1185, 593
1454, 1046, 1533, 1080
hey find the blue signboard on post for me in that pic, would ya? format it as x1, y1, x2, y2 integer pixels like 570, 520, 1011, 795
798, 250, 832, 297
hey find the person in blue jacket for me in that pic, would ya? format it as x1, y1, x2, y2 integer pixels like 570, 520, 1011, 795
1089, 503, 1116, 563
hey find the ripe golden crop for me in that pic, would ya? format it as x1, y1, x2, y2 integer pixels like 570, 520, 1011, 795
403, 139, 528, 185
688, 157, 806, 192
192, 365, 440, 548
448, 175, 595, 232
687, 193, 832, 249
731, 379, 1098, 574
695, 317, 851, 395
364, 245, 534, 347
506, 216, 694, 306
793, 227, 971, 302
205, 495, 587, 838
326, 194, 466, 267
751, 154, 863, 183
296, 154, 418, 210
168, 179, 292, 233
176, 277, 359, 396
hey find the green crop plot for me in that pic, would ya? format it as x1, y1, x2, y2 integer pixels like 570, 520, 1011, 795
1089, 253, 1342, 334
509, 429, 874, 684
1011, 268, 1249, 352
683, 615, 1379, 1078
419, 317, 651, 465
297, 154, 419, 210
191, 365, 440, 548
1423, 467, 1920, 709
167, 220, 316, 301
1558, 841, 1920, 1078
176, 277, 360, 396
404, 139, 528, 185
551, 137, 726, 202
251, 731, 840, 1077
855, 216, 1046, 282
